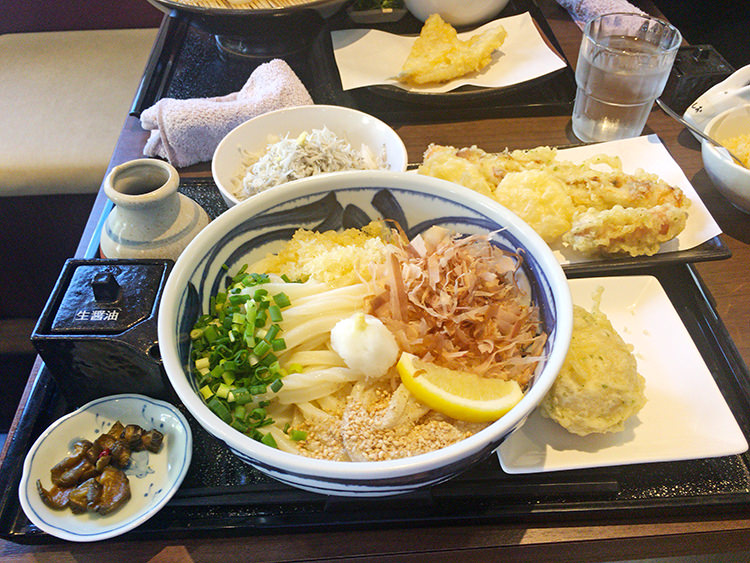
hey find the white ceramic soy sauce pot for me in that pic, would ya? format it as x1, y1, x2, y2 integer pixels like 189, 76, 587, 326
100, 158, 210, 261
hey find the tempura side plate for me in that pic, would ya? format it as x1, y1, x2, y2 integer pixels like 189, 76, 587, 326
498, 275, 748, 474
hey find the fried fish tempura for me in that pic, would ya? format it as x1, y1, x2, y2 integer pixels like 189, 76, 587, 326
563, 204, 688, 256
398, 14, 507, 85
418, 144, 690, 257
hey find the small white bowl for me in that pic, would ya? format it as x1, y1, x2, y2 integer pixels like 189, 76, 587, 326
701, 104, 750, 214
158, 170, 572, 497
18, 394, 192, 542
212, 105, 408, 208
403, 0, 509, 27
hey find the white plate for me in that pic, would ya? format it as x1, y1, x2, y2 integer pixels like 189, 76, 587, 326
331, 13, 567, 94
18, 394, 192, 542
498, 275, 748, 474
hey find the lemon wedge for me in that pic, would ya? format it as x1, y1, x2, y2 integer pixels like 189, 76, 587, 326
396, 352, 524, 423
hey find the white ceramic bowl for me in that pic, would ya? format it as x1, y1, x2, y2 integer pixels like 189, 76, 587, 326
403, 0, 509, 26
701, 104, 750, 214
18, 394, 192, 542
212, 105, 408, 208
158, 171, 572, 497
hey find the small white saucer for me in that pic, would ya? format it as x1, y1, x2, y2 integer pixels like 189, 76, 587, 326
18, 394, 192, 542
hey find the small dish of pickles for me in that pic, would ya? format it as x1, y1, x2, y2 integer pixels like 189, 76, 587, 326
18, 394, 192, 542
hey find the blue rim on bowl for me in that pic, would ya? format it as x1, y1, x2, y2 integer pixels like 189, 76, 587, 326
18, 394, 192, 542
158, 170, 572, 496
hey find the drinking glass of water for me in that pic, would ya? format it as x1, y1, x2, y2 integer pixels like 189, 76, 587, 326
571, 12, 681, 143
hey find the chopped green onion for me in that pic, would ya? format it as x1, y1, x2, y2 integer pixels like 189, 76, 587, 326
265, 324, 280, 341
216, 382, 232, 399
260, 432, 277, 448
249, 407, 267, 420
253, 339, 271, 357
231, 419, 249, 433
249, 384, 267, 395
260, 353, 278, 367
233, 404, 247, 420
230, 387, 253, 405
268, 305, 283, 323
207, 396, 232, 423
288, 429, 307, 441
190, 264, 298, 445
195, 357, 211, 372
203, 325, 219, 343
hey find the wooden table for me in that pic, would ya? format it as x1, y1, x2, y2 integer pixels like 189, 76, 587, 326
2, 2, 750, 560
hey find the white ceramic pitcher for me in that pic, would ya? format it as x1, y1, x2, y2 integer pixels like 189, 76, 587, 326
100, 158, 210, 261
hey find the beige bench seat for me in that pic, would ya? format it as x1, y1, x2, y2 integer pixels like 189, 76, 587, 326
0, 28, 158, 197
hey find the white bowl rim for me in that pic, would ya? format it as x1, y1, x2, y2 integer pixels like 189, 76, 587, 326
702, 103, 750, 175
159, 170, 572, 482
211, 104, 409, 207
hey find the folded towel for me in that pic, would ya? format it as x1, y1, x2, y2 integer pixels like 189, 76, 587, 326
141, 59, 313, 168
556, 0, 646, 29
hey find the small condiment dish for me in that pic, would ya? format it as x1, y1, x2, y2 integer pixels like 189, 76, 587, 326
18, 394, 192, 542
701, 104, 750, 213
212, 105, 408, 208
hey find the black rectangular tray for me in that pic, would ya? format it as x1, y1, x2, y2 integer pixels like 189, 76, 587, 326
132, 0, 577, 125
1, 208, 749, 543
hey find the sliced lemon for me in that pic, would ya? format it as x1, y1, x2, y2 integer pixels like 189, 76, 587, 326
396, 352, 524, 423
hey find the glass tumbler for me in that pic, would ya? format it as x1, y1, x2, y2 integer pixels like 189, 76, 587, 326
571, 12, 681, 143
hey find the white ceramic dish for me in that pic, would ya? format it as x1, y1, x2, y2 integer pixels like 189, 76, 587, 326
403, 0, 509, 26
683, 63, 750, 138
211, 105, 408, 207
701, 104, 750, 214
498, 275, 748, 474
158, 170, 573, 496
18, 394, 192, 542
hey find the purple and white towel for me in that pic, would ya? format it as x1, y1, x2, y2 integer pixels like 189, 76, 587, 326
141, 59, 313, 168
556, 0, 647, 28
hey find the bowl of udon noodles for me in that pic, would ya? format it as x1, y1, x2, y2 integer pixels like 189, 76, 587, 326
158, 170, 573, 496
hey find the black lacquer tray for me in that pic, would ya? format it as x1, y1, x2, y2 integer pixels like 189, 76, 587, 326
1, 179, 750, 544
132, 0, 577, 124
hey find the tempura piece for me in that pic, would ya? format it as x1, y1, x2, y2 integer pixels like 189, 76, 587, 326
564, 203, 688, 257
398, 14, 507, 85
417, 143, 690, 256
540, 291, 646, 436
494, 169, 575, 242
